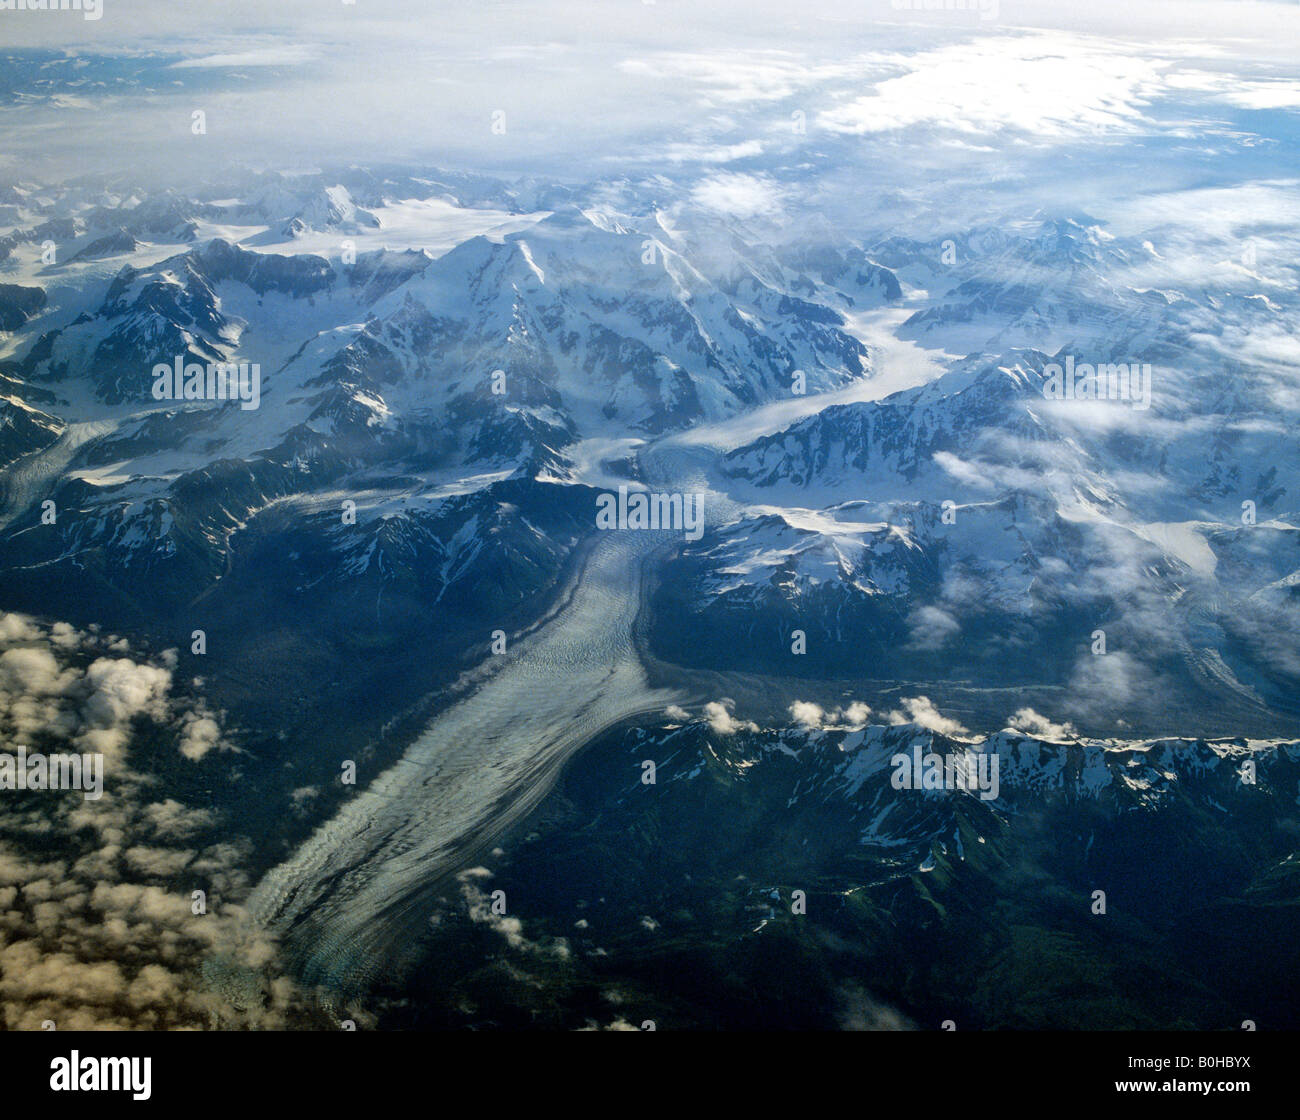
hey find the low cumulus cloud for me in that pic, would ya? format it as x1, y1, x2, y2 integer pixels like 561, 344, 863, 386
455, 867, 570, 961
1006, 707, 1078, 740
0, 615, 234, 769
883, 696, 969, 737
703, 698, 758, 735
0, 613, 310, 1030
789, 700, 872, 729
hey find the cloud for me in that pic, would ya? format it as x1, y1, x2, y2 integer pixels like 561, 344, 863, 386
1007, 707, 1077, 740
906, 604, 961, 651
843, 701, 873, 726
0, 613, 310, 1030
617, 47, 864, 106
178, 711, 230, 762
789, 700, 828, 728
0, 617, 234, 770
170, 45, 322, 69
690, 173, 782, 219
817, 34, 1171, 141
584, 1017, 642, 1031
455, 867, 569, 959
837, 982, 915, 1031
0, 0, 1297, 191
703, 698, 758, 735
1060, 650, 1156, 723
789, 700, 872, 729
0, 615, 40, 644
659, 139, 766, 165
76, 658, 172, 764
884, 696, 969, 737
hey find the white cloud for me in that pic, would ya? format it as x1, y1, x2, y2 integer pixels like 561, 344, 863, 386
618, 49, 862, 105
907, 605, 962, 651
0, 613, 307, 1029
818, 34, 1170, 141
1007, 707, 1077, 740
703, 698, 758, 735
885, 696, 969, 737
690, 173, 782, 219
178, 711, 230, 762
789, 700, 873, 729
789, 700, 827, 728
456, 867, 569, 959
170, 45, 322, 69
843, 702, 873, 726
659, 139, 765, 165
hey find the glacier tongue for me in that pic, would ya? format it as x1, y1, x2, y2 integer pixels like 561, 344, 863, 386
247, 525, 679, 991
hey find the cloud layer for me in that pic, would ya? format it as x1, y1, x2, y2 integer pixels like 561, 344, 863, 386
0, 613, 309, 1029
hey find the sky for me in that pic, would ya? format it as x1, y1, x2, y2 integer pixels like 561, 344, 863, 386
0, 0, 1296, 286
1, 0, 1299, 195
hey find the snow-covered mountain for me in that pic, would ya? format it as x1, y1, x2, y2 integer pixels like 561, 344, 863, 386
0, 175, 903, 664
0, 173, 1293, 746
625, 715, 1300, 862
